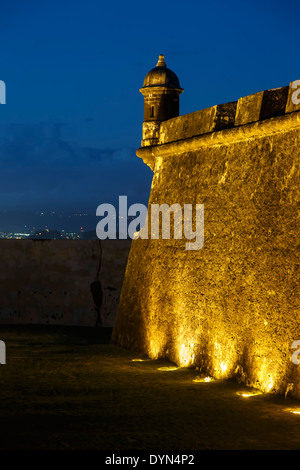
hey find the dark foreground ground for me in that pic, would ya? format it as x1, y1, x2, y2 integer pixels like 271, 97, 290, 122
1, 324, 300, 451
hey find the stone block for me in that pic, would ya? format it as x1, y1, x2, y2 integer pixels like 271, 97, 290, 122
235, 91, 264, 126
260, 86, 289, 120
141, 121, 161, 147
235, 87, 289, 126
159, 101, 237, 144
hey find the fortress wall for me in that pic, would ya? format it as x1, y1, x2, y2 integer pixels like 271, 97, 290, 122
0, 239, 130, 327
112, 82, 300, 397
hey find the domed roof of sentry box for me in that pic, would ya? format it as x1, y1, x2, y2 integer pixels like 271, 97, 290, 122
142, 55, 182, 90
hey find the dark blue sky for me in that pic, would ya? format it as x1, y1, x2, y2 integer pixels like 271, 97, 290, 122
0, 0, 299, 212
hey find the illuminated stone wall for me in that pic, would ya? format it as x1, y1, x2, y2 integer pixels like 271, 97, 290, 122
112, 81, 300, 397
0, 239, 130, 327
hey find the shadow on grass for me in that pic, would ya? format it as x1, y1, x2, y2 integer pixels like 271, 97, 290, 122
0, 323, 113, 345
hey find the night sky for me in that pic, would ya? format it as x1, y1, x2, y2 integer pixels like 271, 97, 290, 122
0, 0, 299, 213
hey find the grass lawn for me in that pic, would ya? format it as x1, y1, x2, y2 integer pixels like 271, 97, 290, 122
0, 324, 300, 450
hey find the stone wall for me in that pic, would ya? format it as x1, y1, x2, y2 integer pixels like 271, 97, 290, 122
112, 80, 300, 397
0, 239, 131, 327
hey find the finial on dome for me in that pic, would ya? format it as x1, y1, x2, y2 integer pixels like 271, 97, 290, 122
156, 54, 166, 67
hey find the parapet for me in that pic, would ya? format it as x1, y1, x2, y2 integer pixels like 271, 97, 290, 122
138, 79, 300, 169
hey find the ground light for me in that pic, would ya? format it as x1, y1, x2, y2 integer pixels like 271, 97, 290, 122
193, 376, 214, 383
285, 409, 300, 415
131, 358, 153, 362
236, 391, 263, 398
